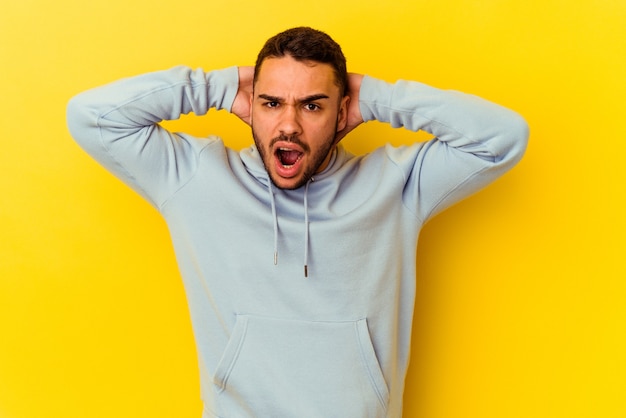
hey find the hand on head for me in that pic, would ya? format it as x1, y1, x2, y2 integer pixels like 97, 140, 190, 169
232, 66, 254, 125
334, 73, 364, 143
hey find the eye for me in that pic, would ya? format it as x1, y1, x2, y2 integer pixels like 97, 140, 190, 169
304, 103, 320, 111
264, 101, 280, 108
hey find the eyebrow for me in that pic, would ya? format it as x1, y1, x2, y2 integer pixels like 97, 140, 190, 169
257, 93, 330, 103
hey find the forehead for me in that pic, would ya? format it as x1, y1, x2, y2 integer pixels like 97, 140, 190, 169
255, 56, 340, 97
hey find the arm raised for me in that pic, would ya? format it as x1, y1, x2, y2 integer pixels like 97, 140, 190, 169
66, 66, 240, 208
359, 76, 529, 221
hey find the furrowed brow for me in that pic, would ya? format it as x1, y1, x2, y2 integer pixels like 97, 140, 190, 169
258, 94, 283, 102
257, 93, 330, 103
300, 94, 330, 103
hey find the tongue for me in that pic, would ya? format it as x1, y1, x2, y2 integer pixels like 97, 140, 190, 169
280, 150, 301, 166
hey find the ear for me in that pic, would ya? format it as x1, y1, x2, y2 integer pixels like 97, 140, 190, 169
336, 95, 350, 132
249, 90, 254, 121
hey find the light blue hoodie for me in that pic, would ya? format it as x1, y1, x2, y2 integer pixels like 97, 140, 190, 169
67, 66, 528, 417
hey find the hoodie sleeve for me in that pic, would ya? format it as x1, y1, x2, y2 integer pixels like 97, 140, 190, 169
66, 66, 239, 209
359, 76, 529, 222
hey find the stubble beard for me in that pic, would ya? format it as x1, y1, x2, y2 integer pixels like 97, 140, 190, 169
251, 124, 338, 190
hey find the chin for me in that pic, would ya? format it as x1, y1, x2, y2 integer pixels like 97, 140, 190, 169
271, 178, 304, 190
269, 172, 311, 190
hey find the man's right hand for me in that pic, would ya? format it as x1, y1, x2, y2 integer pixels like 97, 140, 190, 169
231, 66, 254, 126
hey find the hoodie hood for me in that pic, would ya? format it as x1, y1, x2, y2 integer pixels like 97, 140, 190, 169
239, 144, 344, 277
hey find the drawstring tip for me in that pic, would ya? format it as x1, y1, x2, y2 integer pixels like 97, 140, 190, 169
304, 265, 308, 278
274, 252, 278, 266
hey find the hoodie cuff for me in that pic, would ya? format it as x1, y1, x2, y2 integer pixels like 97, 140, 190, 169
359, 75, 394, 124
208, 66, 240, 113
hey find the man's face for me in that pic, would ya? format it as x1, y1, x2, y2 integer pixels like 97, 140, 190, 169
251, 55, 348, 190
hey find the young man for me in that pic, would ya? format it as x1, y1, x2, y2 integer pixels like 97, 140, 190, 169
67, 27, 528, 418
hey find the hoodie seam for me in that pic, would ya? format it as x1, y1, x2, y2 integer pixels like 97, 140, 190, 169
384, 147, 492, 224
94, 117, 159, 207
383, 150, 424, 224
360, 89, 499, 162
98, 80, 208, 120
421, 165, 490, 222
159, 139, 220, 211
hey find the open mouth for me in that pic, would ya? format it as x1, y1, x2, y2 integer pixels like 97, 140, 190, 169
276, 148, 303, 168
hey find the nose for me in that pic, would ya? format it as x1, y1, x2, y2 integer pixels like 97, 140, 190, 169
278, 105, 302, 136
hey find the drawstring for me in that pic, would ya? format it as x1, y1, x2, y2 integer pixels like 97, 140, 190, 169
266, 177, 313, 278
267, 180, 279, 266
303, 180, 311, 278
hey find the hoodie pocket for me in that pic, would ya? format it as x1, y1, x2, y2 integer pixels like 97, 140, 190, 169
212, 315, 389, 418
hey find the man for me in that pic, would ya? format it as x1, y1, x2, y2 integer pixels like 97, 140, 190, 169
67, 27, 528, 418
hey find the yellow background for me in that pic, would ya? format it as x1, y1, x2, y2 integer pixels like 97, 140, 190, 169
1, 0, 625, 417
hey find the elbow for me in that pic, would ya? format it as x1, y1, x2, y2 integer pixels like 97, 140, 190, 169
66, 94, 98, 146
510, 112, 530, 161
496, 111, 529, 166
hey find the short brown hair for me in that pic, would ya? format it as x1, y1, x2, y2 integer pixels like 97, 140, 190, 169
254, 27, 348, 96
